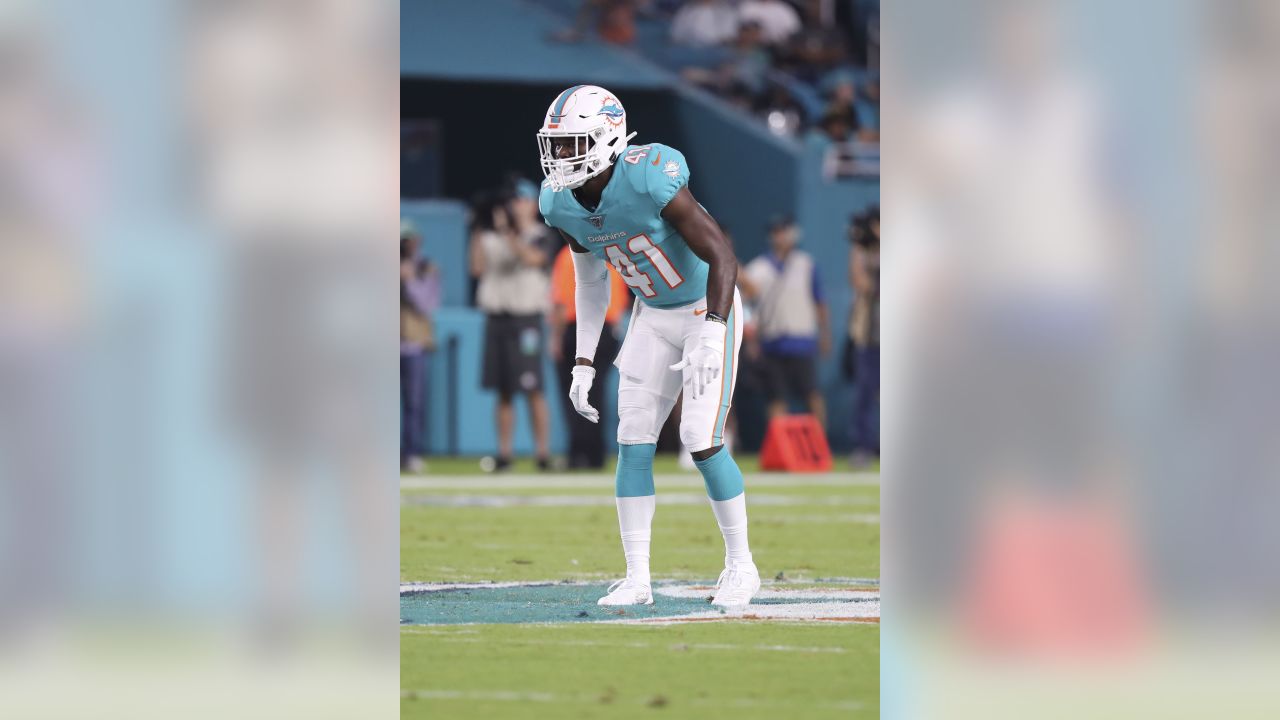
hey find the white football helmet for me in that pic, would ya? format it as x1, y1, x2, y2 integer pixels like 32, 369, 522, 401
537, 84, 637, 191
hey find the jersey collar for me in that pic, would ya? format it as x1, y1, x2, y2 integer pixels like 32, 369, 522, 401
568, 162, 622, 215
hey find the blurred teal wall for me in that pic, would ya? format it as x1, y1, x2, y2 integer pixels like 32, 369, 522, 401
400, 199, 468, 307
419, 308, 622, 458
671, 89, 799, 260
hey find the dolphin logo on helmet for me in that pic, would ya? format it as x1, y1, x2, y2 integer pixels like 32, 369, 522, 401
536, 85, 637, 191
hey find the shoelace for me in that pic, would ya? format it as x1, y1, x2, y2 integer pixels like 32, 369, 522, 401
716, 566, 754, 592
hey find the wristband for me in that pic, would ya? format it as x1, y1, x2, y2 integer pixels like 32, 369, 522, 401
704, 311, 728, 326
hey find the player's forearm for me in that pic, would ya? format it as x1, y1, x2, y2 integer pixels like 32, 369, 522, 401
571, 250, 610, 365
704, 247, 738, 320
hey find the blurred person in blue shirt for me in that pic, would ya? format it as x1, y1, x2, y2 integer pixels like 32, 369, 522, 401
740, 216, 831, 428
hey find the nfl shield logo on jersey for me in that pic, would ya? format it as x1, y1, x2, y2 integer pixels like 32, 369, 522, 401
587, 215, 606, 229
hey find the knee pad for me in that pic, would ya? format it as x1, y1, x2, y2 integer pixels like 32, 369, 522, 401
617, 385, 662, 445
679, 418, 713, 454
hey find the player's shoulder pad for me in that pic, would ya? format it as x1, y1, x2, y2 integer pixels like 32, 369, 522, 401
643, 143, 690, 211
615, 143, 690, 212
537, 179, 559, 228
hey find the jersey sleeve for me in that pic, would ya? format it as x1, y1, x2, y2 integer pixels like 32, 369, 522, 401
644, 144, 690, 211
537, 182, 557, 228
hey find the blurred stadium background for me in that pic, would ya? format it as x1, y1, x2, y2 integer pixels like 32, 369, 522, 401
400, 0, 879, 463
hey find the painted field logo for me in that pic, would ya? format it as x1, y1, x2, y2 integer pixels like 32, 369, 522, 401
400, 581, 879, 625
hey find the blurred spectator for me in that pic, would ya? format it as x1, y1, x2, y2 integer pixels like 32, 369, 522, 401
846, 206, 879, 465
738, 0, 801, 46
508, 177, 556, 250
548, 243, 629, 469
812, 108, 878, 178
822, 69, 879, 141
682, 21, 770, 99
469, 188, 553, 471
819, 104, 856, 140
671, 0, 739, 47
856, 76, 880, 141
551, 0, 637, 44
739, 217, 830, 427
400, 221, 440, 472
775, 24, 848, 85
756, 83, 808, 137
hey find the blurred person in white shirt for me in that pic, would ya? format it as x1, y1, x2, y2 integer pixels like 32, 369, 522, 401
671, 0, 739, 47
469, 188, 554, 471
737, 0, 801, 46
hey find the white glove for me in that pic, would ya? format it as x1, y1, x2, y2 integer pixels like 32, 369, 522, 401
568, 365, 599, 423
670, 320, 726, 400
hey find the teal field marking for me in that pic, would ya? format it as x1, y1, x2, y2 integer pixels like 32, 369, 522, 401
400, 581, 880, 626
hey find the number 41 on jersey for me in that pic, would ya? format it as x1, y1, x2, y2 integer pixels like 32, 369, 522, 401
605, 234, 684, 298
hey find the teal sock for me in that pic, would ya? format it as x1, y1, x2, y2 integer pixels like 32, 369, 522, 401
693, 446, 745, 501
616, 443, 657, 497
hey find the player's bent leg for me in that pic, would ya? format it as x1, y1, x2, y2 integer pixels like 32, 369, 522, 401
682, 439, 759, 606
599, 383, 670, 606
678, 295, 759, 606
687, 444, 760, 606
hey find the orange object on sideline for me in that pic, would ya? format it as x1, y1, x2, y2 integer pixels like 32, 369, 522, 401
550, 246, 629, 323
759, 415, 832, 472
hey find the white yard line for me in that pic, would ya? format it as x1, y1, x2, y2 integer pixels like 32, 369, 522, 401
402, 493, 877, 508
400, 633, 850, 653
400, 581, 554, 594
402, 472, 878, 490
607, 601, 881, 624
654, 586, 880, 601
401, 579, 880, 593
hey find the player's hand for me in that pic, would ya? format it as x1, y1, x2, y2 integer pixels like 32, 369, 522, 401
568, 365, 599, 423
670, 320, 726, 400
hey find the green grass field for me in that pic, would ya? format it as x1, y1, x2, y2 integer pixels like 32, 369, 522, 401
401, 454, 880, 719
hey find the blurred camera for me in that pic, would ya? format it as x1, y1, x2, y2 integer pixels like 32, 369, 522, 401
848, 203, 879, 247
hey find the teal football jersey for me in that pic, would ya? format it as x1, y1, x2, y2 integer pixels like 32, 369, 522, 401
540, 143, 709, 308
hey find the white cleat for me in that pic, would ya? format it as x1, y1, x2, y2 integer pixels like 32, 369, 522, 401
597, 577, 654, 606
711, 562, 761, 607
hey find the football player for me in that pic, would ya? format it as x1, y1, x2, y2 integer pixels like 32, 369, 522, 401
537, 85, 759, 607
